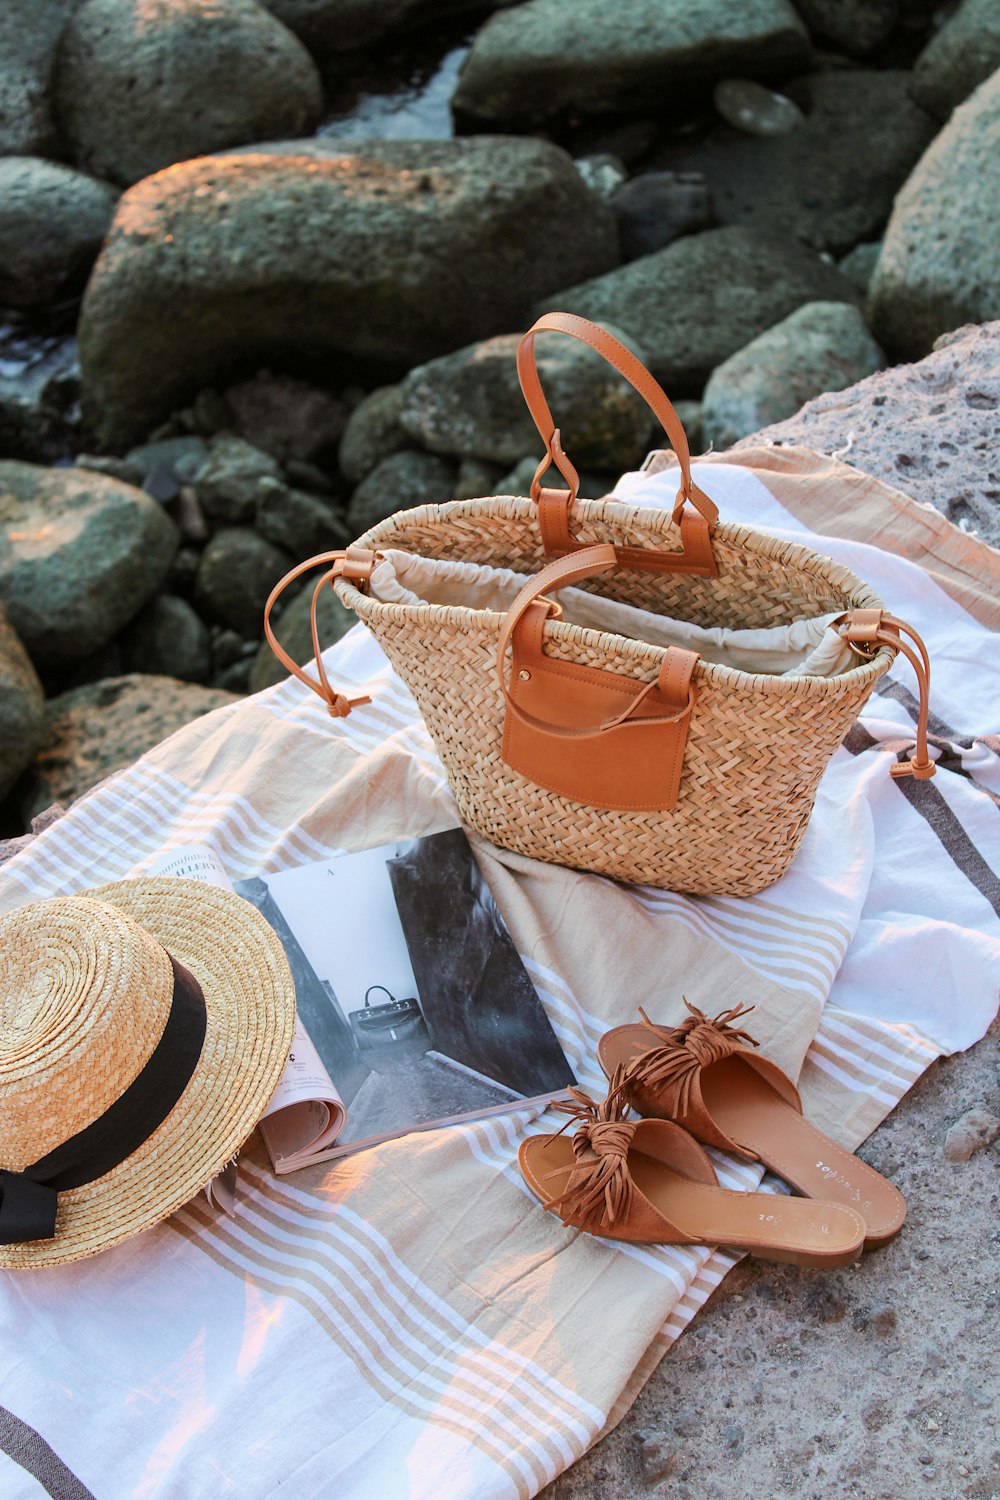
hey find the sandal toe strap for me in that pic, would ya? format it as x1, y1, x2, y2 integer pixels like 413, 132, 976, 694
625, 999, 758, 1108
542, 1067, 639, 1230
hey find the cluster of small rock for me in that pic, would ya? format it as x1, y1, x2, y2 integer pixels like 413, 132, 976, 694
1, 0, 999, 829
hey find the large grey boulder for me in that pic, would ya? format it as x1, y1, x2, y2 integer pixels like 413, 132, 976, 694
734, 320, 1000, 548
546, 225, 859, 393
120, 594, 211, 683
78, 138, 619, 449
192, 433, 283, 525
702, 301, 884, 448
453, 0, 810, 125
0, 0, 78, 157
869, 72, 1000, 359
0, 157, 118, 308
255, 480, 349, 559
348, 450, 458, 533
338, 386, 411, 486
124, 435, 207, 503
55, 0, 322, 187
259, 0, 496, 55
611, 171, 713, 261
222, 372, 347, 466
653, 71, 936, 256
0, 462, 177, 666
194, 528, 293, 639
0, 605, 45, 803
398, 325, 654, 468
911, 0, 1000, 120
21, 674, 238, 821
791, 0, 897, 56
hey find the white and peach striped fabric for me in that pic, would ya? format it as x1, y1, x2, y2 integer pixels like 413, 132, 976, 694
0, 449, 997, 1500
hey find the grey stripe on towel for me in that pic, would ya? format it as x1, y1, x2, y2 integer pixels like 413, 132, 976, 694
843, 724, 1000, 918
0, 1406, 96, 1500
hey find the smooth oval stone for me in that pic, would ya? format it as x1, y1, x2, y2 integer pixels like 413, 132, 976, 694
714, 79, 804, 137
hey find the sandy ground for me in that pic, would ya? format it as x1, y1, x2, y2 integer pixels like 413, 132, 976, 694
540, 1013, 999, 1500
541, 328, 1000, 1500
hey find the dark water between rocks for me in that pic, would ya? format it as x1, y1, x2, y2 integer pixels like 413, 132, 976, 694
316, 20, 472, 141
0, 313, 80, 465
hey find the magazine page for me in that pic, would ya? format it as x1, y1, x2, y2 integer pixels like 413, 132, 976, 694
235, 827, 576, 1169
147, 846, 346, 1168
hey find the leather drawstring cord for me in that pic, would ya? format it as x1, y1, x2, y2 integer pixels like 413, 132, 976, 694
835, 609, 936, 780
263, 548, 378, 718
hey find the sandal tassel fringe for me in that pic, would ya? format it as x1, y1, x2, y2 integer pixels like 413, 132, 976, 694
623, 998, 759, 1110
542, 1066, 637, 1230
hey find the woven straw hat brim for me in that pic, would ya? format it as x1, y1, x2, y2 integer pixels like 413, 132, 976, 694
0, 877, 295, 1271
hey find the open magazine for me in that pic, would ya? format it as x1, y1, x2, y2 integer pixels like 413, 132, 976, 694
150, 830, 575, 1173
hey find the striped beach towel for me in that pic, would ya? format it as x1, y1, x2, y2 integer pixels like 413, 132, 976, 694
1, 447, 997, 1500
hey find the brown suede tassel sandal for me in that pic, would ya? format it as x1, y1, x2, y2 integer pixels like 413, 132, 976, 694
518, 1069, 866, 1268
598, 1002, 906, 1249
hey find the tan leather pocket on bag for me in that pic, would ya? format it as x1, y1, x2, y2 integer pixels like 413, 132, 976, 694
502, 603, 697, 812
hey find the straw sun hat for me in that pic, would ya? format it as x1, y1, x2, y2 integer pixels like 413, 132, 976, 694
0, 877, 296, 1270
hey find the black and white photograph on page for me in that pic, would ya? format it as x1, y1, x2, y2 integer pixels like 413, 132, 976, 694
235, 827, 575, 1152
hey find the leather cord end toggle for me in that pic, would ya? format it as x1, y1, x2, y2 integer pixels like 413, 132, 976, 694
326, 692, 372, 719
889, 758, 936, 780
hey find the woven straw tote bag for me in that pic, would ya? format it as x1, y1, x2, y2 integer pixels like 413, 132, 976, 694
266, 313, 935, 897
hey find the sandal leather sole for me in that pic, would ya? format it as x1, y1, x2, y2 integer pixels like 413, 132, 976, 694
519, 1129, 865, 1268
600, 1025, 905, 1250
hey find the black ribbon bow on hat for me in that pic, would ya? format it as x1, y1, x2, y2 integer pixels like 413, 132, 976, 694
0, 956, 207, 1245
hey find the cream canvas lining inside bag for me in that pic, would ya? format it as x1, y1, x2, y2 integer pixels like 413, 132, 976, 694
369, 550, 858, 679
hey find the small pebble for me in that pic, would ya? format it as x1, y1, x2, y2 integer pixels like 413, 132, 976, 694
862, 1398, 888, 1432
713, 78, 804, 137
639, 1437, 677, 1484
926, 1419, 939, 1432
176, 485, 209, 543
853, 1301, 898, 1335
943, 1108, 1000, 1162
574, 153, 627, 198
210, 627, 246, 672
964, 1383, 993, 1409
722, 1423, 744, 1457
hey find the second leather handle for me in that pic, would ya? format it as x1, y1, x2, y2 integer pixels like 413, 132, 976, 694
517, 312, 719, 529
495, 544, 697, 739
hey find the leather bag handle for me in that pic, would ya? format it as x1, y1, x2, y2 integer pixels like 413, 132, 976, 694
496, 545, 697, 740
517, 312, 720, 531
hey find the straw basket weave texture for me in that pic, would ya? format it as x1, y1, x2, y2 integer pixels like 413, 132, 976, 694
338, 493, 894, 897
